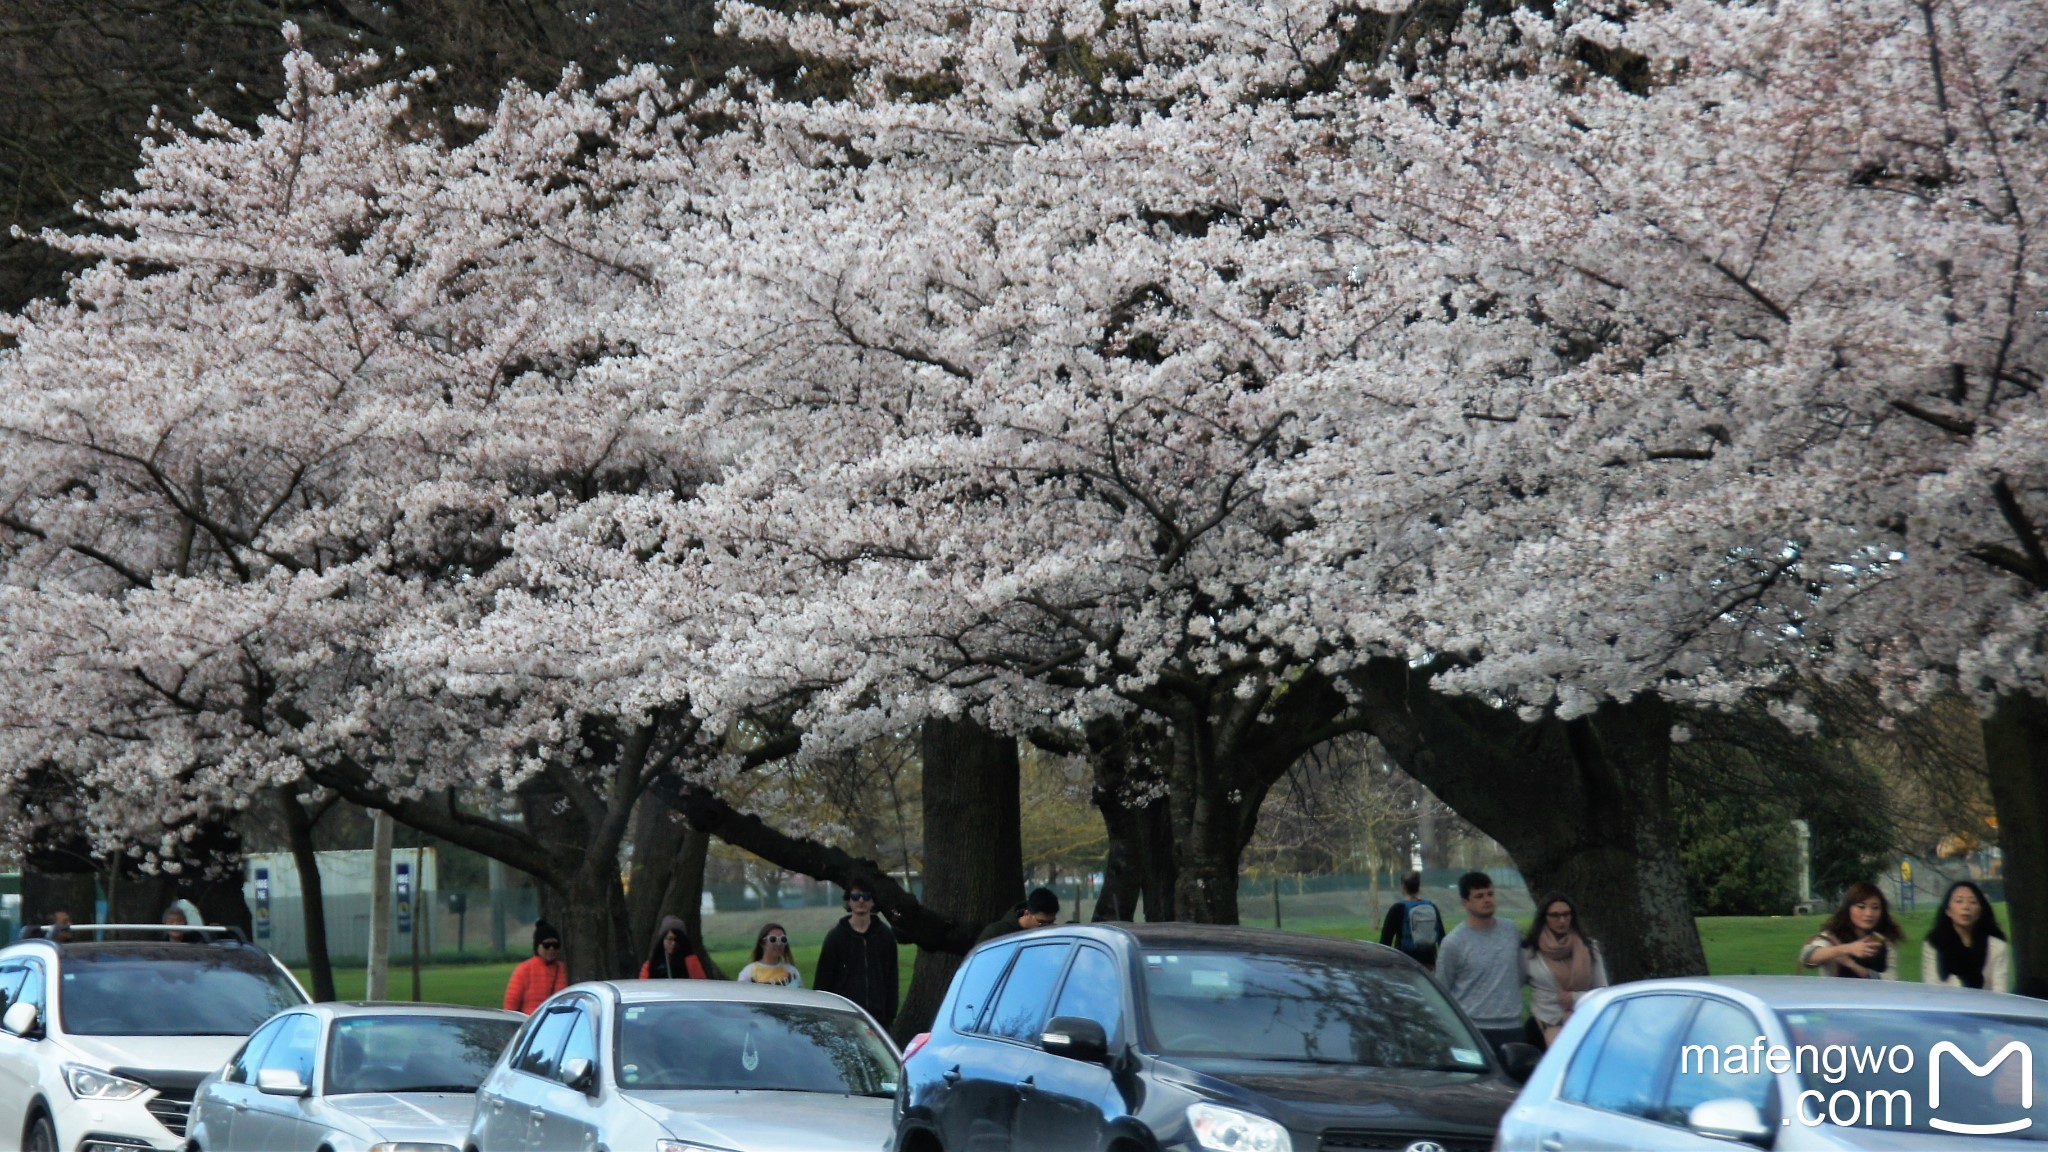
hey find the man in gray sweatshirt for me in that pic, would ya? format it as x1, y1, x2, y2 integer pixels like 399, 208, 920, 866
1434, 871, 1526, 1055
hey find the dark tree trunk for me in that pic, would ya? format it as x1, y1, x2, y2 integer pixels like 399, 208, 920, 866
657, 823, 719, 977
1984, 692, 2048, 996
1355, 658, 1707, 981
626, 797, 687, 966
1139, 795, 1177, 921
895, 715, 1023, 1043
278, 789, 337, 1001
1085, 717, 1174, 923
525, 784, 636, 983
1151, 671, 1357, 925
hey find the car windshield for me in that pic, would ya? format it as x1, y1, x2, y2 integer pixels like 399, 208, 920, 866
616, 1000, 900, 1096
58, 948, 305, 1036
1778, 1008, 2048, 1140
326, 1014, 521, 1095
1140, 947, 1492, 1070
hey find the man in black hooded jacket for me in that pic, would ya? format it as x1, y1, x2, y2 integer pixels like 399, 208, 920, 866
813, 885, 899, 1027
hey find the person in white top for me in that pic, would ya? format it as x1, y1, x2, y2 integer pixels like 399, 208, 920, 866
735, 922, 804, 987
1922, 880, 2010, 993
1521, 893, 1609, 1046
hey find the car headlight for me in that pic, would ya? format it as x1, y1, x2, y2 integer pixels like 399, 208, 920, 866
1188, 1101, 1293, 1152
368, 1144, 460, 1152
62, 1064, 149, 1101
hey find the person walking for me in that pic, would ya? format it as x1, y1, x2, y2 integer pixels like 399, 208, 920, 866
977, 887, 1060, 944
1922, 880, 2010, 992
640, 916, 708, 980
736, 923, 804, 986
1378, 870, 1445, 970
1799, 882, 1902, 979
814, 885, 899, 1027
504, 920, 568, 1013
1522, 893, 1608, 1046
1434, 871, 1526, 1055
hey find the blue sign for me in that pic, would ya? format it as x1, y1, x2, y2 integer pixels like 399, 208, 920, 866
254, 868, 271, 941
395, 862, 413, 935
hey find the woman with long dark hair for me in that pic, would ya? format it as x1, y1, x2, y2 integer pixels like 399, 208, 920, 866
1521, 893, 1608, 1046
1922, 880, 2009, 992
1799, 882, 1902, 979
640, 915, 708, 980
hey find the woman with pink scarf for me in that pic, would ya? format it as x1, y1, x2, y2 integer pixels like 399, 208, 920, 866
1521, 893, 1609, 1047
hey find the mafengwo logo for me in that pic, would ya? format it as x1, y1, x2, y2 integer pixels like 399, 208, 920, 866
1928, 1040, 2032, 1135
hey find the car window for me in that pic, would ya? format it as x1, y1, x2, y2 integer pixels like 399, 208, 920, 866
1665, 998, 1773, 1122
57, 947, 304, 1035
229, 1016, 291, 1084
14, 962, 44, 1011
1050, 946, 1123, 1040
0, 963, 26, 1009
617, 1001, 900, 1096
325, 1014, 521, 1094
952, 945, 1016, 1034
516, 1006, 577, 1080
1561, 998, 1623, 1102
1573, 995, 1697, 1119
258, 1013, 320, 1086
985, 943, 1074, 1043
1139, 947, 1488, 1070
555, 1003, 599, 1086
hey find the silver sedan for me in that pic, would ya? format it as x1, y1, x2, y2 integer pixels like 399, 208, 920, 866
1497, 976, 2048, 1151
186, 1001, 523, 1152
468, 981, 901, 1152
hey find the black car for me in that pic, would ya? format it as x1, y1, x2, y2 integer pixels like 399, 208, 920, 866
894, 923, 1536, 1152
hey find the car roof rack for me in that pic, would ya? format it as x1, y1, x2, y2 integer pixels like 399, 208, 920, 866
28, 924, 252, 945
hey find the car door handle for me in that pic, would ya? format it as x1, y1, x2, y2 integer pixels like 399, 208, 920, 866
1540, 1138, 1565, 1151
942, 1066, 962, 1085
1016, 1076, 1035, 1088
487, 1096, 502, 1112
531, 1109, 547, 1121
229, 1100, 248, 1112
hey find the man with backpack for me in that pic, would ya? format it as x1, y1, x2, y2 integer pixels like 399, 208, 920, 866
1378, 870, 1444, 969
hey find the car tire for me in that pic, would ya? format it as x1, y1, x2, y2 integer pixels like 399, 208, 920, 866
23, 1112, 55, 1152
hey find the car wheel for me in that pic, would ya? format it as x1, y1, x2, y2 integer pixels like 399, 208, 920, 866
23, 1113, 56, 1152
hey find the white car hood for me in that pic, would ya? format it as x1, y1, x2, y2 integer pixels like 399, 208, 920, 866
61, 1034, 241, 1078
627, 1090, 895, 1151
322, 1091, 480, 1142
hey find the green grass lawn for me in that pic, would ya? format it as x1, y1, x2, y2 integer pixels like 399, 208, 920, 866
298, 906, 1994, 1009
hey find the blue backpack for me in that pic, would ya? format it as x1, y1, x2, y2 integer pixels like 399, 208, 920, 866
1398, 899, 1443, 955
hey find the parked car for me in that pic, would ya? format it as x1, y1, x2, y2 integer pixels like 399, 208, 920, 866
0, 924, 309, 1152
1497, 975, 2048, 1151
185, 1002, 523, 1151
895, 923, 1535, 1152
467, 980, 902, 1151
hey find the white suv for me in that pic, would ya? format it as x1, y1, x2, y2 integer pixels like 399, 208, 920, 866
0, 925, 309, 1152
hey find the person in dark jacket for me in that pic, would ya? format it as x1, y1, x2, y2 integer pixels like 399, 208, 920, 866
640, 915, 708, 980
813, 885, 898, 1027
977, 886, 1060, 944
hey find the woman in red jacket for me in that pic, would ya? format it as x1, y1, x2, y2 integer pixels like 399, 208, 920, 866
503, 920, 567, 1014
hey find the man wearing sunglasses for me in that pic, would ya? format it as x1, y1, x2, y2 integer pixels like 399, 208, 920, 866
814, 885, 900, 1028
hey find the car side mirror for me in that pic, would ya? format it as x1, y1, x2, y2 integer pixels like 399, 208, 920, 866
1040, 1017, 1110, 1065
256, 1067, 311, 1097
2, 1001, 38, 1038
561, 1056, 597, 1095
1497, 1041, 1541, 1084
1688, 1098, 1772, 1145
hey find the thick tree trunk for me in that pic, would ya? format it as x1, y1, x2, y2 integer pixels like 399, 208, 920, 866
1087, 718, 1174, 923
626, 797, 686, 966
277, 789, 337, 1001
1355, 658, 1707, 982
657, 822, 719, 977
1984, 692, 2048, 997
895, 715, 1023, 1043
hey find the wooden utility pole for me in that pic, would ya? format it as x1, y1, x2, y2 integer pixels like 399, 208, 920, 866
367, 810, 393, 1000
